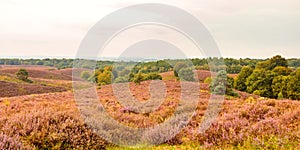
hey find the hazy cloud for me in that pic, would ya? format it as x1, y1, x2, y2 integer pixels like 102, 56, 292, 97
0, 0, 299, 58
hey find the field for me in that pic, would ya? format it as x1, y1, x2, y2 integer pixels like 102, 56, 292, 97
0, 66, 299, 149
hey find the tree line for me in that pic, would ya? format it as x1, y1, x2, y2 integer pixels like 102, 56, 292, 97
235, 55, 299, 100
2, 57, 300, 73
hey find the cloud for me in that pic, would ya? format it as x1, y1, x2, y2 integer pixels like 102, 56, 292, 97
0, 0, 299, 58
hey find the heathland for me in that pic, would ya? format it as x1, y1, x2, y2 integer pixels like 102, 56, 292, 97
0, 55, 299, 149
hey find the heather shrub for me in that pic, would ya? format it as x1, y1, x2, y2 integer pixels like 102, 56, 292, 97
195, 99, 300, 149
0, 133, 25, 150
0, 103, 108, 149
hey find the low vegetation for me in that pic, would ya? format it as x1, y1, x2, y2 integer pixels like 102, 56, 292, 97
0, 55, 299, 149
16, 68, 33, 83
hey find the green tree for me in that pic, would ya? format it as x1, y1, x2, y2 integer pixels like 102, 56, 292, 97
210, 70, 237, 96
287, 69, 300, 100
178, 67, 195, 81
272, 66, 292, 76
173, 62, 189, 77
246, 69, 275, 98
256, 55, 288, 70
235, 66, 254, 91
272, 75, 288, 99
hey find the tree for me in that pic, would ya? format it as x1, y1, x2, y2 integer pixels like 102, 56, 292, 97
235, 66, 253, 91
272, 66, 292, 76
173, 62, 189, 77
210, 70, 237, 96
286, 69, 300, 100
178, 67, 195, 81
16, 69, 32, 83
246, 69, 275, 98
256, 55, 288, 70
272, 75, 288, 99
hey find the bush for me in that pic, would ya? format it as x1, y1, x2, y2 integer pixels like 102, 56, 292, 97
144, 72, 162, 80
0, 133, 24, 149
16, 69, 33, 83
278, 92, 284, 99
97, 70, 113, 86
133, 73, 145, 85
80, 71, 91, 80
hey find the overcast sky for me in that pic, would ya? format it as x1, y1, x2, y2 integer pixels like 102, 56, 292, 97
0, 0, 299, 59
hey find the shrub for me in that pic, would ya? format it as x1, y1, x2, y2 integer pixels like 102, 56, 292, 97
16, 68, 28, 81
97, 70, 113, 86
16, 69, 32, 83
133, 72, 145, 85
278, 92, 284, 100
0, 133, 24, 149
144, 72, 162, 80
80, 71, 91, 80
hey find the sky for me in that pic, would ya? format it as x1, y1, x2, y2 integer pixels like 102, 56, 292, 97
0, 0, 299, 59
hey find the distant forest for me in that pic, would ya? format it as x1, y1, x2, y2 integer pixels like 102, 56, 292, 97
1, 57, 300, 74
